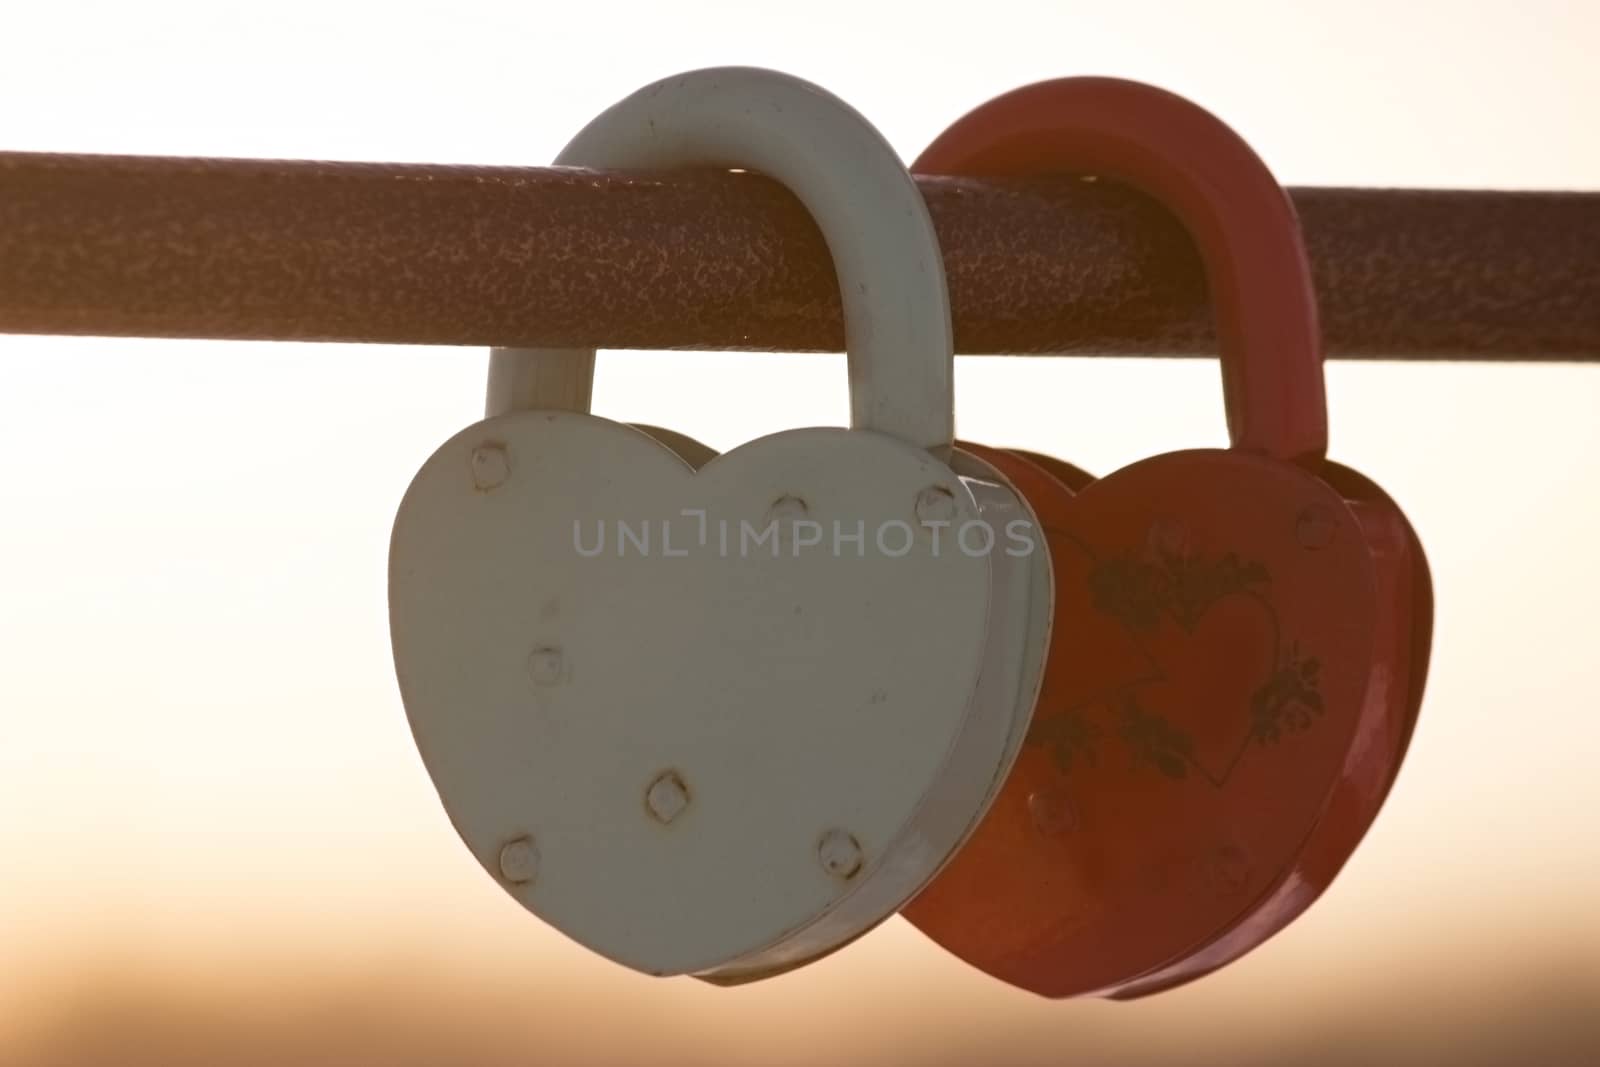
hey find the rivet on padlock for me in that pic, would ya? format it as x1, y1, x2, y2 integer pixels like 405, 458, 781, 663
903, 76, 1433, 999
389, 66, 1051, 983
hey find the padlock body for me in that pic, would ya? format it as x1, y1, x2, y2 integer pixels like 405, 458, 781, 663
905, 447, 1379, 998
1106, 461, 1432, 998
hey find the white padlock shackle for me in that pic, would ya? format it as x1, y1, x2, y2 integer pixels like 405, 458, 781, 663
485, 66, 955, 455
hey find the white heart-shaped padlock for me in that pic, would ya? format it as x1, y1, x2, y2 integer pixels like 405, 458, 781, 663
390, 67, 1051, 982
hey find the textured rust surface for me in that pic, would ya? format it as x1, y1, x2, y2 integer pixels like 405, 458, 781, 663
0, 151, 1596, 358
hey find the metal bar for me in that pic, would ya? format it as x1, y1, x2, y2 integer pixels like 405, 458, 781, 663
1, 151, 1596, 359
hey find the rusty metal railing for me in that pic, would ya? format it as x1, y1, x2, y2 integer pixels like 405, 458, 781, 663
1, 151, 1596, 359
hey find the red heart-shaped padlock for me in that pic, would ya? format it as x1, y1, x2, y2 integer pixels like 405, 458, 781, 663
1103, 460, 1431, 999
904, 78, 1433, 999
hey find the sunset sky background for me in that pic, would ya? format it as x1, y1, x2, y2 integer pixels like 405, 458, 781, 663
3, 2, 1598, 1064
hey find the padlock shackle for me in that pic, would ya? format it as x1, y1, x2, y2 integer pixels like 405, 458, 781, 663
915, 77, 1328, 462
487, 67, 956, 455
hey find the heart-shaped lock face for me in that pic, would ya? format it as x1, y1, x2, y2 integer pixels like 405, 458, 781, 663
1104, 461, 1432, 999
903, 447, 1379, 996
390, 411, 998, 979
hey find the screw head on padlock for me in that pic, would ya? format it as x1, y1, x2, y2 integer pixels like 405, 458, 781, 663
388, 67, 1050, 984
902, 77, 1433, 999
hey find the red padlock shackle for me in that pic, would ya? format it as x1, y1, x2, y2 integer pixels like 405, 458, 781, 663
915, 77, 1328, 462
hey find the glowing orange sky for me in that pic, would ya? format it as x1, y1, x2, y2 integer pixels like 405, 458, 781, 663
2, 1, 1598, 1063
